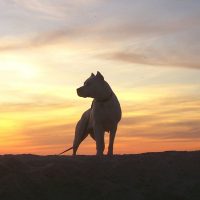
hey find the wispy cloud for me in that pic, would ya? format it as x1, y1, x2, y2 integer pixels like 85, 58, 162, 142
1, 94, 200, 154
13, 0, 97, 19
1, 12, 199, 70
120, 96, 200, 140
98, 50, 200, 69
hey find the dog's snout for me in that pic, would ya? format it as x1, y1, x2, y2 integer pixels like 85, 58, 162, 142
77, 87, 84, 97
77, 88, 81, 95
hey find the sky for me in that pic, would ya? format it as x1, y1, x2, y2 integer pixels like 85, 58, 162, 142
0, 0, 200, 155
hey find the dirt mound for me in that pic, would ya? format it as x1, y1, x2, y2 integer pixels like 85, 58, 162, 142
0, 151, 200, 200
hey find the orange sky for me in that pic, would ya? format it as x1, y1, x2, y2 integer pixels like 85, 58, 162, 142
0, 0, 200, 155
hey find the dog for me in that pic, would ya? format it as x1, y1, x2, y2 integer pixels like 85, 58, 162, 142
60, 71, 121, 156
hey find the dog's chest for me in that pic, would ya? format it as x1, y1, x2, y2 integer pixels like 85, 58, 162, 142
91, 101, 119, 126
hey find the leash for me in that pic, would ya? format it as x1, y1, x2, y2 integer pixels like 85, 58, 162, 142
59, 146, 73, 155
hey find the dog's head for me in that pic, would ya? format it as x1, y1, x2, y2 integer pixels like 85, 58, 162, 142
77, 71, 105, 98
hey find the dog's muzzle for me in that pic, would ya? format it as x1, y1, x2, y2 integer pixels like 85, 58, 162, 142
77, 87, 87, 98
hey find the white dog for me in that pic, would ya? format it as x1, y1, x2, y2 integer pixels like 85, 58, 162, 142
60, 71, 121, 156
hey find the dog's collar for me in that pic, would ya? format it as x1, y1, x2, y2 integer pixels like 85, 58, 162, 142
96, 92, 113, 103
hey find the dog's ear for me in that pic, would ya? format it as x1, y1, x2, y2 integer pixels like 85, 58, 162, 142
96, 71, 104, 81
91, 73, 95, 77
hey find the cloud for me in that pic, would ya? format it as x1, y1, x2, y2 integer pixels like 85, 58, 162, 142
0, 99, 77, 154
13, 0, 97, 19
0, 101, 75, 113
1, 9, 199, 47
99, 50, 200, 69
1, 11, 199, 71
1, 95, 200, 154
21, 122, 75, 146
120, 96, 200, 140
0, 25, 97, 52
120, 120, 200, 140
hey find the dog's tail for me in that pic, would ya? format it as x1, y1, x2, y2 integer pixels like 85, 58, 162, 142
59, 146, 73, 155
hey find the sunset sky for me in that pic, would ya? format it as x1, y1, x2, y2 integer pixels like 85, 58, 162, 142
0, 0, 200, 155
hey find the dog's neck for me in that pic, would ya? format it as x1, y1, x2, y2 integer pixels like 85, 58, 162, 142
94, 81, 113, 103
95, 91, 113, 103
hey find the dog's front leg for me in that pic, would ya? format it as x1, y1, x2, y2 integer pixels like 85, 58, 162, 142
108, 125, 117, 156
94, 125, 105, 156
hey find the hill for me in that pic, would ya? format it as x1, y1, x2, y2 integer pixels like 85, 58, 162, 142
0, 151, 200, 200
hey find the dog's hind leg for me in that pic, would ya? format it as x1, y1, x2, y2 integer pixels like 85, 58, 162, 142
73, 127, 88, 155
89, 129, 95, 141
72, 109, 90, 155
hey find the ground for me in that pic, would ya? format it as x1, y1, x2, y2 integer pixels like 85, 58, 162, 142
0, 151, 200, 200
